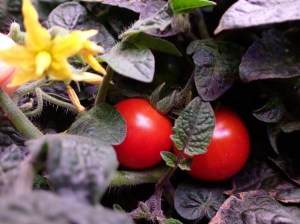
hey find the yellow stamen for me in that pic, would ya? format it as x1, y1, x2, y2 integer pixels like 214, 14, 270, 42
66, 85, 85, 113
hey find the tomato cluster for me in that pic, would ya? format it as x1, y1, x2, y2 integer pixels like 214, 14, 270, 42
113, 98, 173, 169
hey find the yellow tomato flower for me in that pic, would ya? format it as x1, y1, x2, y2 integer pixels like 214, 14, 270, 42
0, 0, 106, 87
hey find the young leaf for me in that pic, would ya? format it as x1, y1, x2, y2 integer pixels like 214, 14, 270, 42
178, 158, 192, 171
0, 191, 133, 224
170, 0, 216, 15
125, 32, 182, 56
99, 41, 155, 83
68, 103, 126, 145
161, 218, 183, 224
187, 40, 244, 101
210, 191, 300, 223
27, 134, 119, 204
161, 151, 177, 168
240, 30, 300, 83
119, 3, 173, 38
174, 182, 226, 221
253, 97, 285, 123
171, 97, 215, 156
215, 0, 300, 34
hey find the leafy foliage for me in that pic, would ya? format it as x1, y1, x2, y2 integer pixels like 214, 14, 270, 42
171, 97, 215, 156
27, 134, 118, 204
170, 0, 216, 15
68, 103, 126, 145
0, 190, 133, 224
99, 40, 155, 82
174, 182, 226, 221
187, 40, 244, 101
210, 191, 300, 224
215, 0, 300, 34
240, 30, 300, 82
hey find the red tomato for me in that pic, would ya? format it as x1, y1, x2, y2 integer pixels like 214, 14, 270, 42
174, 106, 250, 181
0, 33, 18, 95
114, 98, 173, 169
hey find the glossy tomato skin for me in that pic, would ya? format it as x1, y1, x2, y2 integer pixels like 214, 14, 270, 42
114, 98, 173, 169
175, 106, 250, 181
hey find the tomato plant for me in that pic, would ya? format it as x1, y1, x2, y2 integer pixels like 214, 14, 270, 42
114, 98, 173, 169
175, 106, 250, 181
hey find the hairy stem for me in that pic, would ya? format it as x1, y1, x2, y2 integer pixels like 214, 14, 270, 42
95, 66, 114, 106
0, 88, 43, 139
110, 166, 167, 187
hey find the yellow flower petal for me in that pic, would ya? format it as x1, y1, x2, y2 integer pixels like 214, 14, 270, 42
83, 54, 106, 75
66, 85, 85, 112
22, 0, 51, 51
80, 72, 104, 85
52, 32, 84, 57
0, 45, 34, 66
35, 51, 52, 75
8, 69, 42, 87
48, 59, 74, 81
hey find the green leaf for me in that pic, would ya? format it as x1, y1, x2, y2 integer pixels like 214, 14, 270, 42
170, 0, 216, 15
119, 4, 173, 38
161, 218, 183, 224
161, 151, 177, 168
171, 97, 215, 156
125, 32, 182, 56
68, 103, 126, 145
178, 158, 192, 171
27, 134, 119, 204
99, 41, 155, 83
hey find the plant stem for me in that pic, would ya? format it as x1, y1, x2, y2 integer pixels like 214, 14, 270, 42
95, 66, 114, 106
110, 166, 167, 187
0, 88, 43, 139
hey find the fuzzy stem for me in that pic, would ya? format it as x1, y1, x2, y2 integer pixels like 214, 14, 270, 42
110, 166, 167, 187
95, 66, 114, 106
0, 88, 43, 139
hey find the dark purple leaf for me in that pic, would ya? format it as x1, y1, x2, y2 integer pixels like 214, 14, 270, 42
174, 182, 226, 221
253, 97, 285, 123
187, 40, 244, 101
270, 156, 300, 186
210, 191, 300, 224
215, 0, 300, 34
82, 0, 165, 13
240, 30, 300, 83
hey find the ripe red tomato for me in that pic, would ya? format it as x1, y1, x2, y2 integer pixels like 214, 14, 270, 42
114, 98, 173, 169
0, 33, 18, 95
174, 106, 250, 181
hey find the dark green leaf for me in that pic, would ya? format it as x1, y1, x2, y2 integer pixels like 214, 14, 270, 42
125, 32, 182, 56
170, 0, 216, 15
280, 121, 300, 133
68, 103, 126, 145
267, 124, 281, 154
171, 97, 215, 156
253, 97, 285, 123
178, 158, 192, 171
27, 134, 118, 204
162, 218, 183, 224
47, 2, 115, 51
187, 40, 244, 101
240, 30, 300, 83
0, 191, 133, 224
161, 151, 177, 168
215, 0, 300, 34
119, 3, 173, 38
210, 191, 300, 224
99, 41, 155, 83
174, 182, 226, 220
